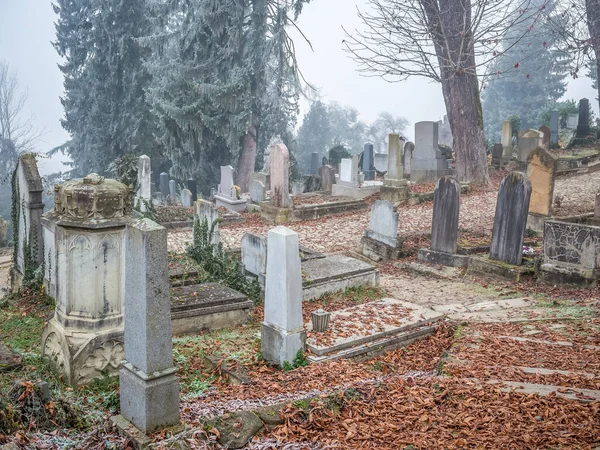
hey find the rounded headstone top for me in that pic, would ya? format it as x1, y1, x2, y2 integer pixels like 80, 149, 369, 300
53, 173, 132, 223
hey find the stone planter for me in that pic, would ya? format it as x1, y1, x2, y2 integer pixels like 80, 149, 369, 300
311, 309, 331, 332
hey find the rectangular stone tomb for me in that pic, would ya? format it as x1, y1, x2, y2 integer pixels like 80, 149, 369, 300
467, 256, 535, 283
170, 283, 253, 335
331, 183, 382, 199
301, 254, 379, 301
306, 299, 444, 362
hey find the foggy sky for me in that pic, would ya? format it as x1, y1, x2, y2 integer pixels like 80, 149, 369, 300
1, 0, 598, 176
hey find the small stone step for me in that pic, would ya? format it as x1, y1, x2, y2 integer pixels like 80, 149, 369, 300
487, 380, 600, 403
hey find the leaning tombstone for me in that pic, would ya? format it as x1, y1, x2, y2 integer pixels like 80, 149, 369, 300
361, 200, 402, 261
261, 226, 305, 367
260, 143, 292, 223
136, 155, 152, 211
418, 177, 468, 267
11, 153, 44, 293
117, 218, 180, 433
380, 134, 409, 203
214, 165, 247, 212
526, 148, 557, 233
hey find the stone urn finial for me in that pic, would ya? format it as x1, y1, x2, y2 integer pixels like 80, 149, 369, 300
311, 308, 331, 332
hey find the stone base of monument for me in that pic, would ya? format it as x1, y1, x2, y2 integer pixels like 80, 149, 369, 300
467, 256, 535, 282
331, 183, 382, 199
526, 212, 549, 234
291, 196, 367, 221
261, 323, 306, 367
361, 235, 403, 262
379, 184, 410, 204
417, 248, 470, 267
215, 194, 248, 213
260, 203, 291, 224
539, 263, 599, 288
411, 165, 451, 184
41, 318, 124, 386
301, 254, 379, 301
170, 283, 254, 336
306, 299, 443, 363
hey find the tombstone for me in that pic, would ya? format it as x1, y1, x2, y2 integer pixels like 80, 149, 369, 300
361, 200, 402, 261
12, 153, 44, 292
318, 165, 335, 192
252, 172, 270, 191
195, 199, 220, 246
159, 172, 169, 200
576, 98, 590, 138
403, 141, 414, 177
310, 152, 319, 175
373, 153, 388, 173
566, 113, 579, 130
215, 165, 247, 212
187, 178, 197, 203
181, 188, 193, 207
41, 174, 131, 386
418, 177, 467, 267
362, 144, 375, 181
249, 179, 266, 203
501, 120, 513, 158
261, 226, 305, 367
137, 155, 151, 209
270, 143, 291, 208
549, 110, 559, 146
241, 233, 267, 287
339, 158, 353, 185
596, 191, 600, 218
539, 125, 551, 150
169, 180, 177, 203
411, 121, 450, 183
518, 129, 543, 162
437, 115, 453, 147
291, 181, 304, 195
489, 172, 532, 265
526, 148, 557, 232
381, 134, 409, 203
491, 143, 504, 168
119, 218, 180, 433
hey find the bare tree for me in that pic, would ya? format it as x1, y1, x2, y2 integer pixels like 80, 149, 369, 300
344, 0, 548, 183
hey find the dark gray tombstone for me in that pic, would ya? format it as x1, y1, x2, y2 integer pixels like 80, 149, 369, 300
491, 143, 504, 167
310, 152, 319, 175
431, 177, 460, 254
187, 178, 197, 202
549, 110, 559, 146
159, 172, 169, 199
489, 172, 532, 265
363, 143, 375, 181
577, 98, 590, 138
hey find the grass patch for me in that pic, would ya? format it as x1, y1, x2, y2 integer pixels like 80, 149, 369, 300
535, 297, 593, 318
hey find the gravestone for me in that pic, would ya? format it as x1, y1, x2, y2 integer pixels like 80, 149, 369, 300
310, 152, 319, 175
403, 141, 414, 177
576, 98, 590, 138
595, 191, 600, 218
489, 172, 532, 265
252, 172, 270, 190
549, 110, 559, 146
181, 188, 192, 207
491, 143, 504, 168
241, 233, 267, 287
339, 158, 353, 185
195, 199, 220, 246
437, 115, 453, 147
501, 120, 513, 158
159, 172, 169, 200
249, 180, 265, 203
270, 143, 291, 208
12, 153, 44, 291
361, 200, 402, 261
362, 144, 375, 181
381, 134, 409, 203
566, 113, 579, 130
215, 165, 247, 212
119, 219, 180, 433
169, 180, 176, 203
137, 155, 151, 209
374, 153, 388, 173
539, 125, 551, 150
518, 129, 543, 162
318, 165, 335, 192
526, 148, 557, 232
261, 227, 305, 367
187, 178, 197, 203
412, 121, 449, 183
418, 177, 467, 267
292, 181, 304, 195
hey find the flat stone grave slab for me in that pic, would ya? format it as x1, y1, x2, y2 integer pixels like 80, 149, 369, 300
170, 282, 253, 336
301, 254, 379, 301
306, 299, 443, 358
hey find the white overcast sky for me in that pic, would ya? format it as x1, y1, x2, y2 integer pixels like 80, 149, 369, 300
1, 0, 598, 175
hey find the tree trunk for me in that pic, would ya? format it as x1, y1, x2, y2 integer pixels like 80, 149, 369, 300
236, 115, 258, 193
586, 0, 600, 112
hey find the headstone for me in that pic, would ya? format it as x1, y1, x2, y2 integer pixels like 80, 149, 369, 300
385, 133, 405, 183
120, 218, 180, 433
261, 227, 305, 367
539, 125, 551, 150
318, 165, 335, 191
137, 155, 151, 207
169, 180, 176, 202
489, 172, 532, 265
339, 158, 353, 183
549, 110, 559, 146
181, 188, 192, 207
566, 113, 579, 130
576, 98, 590, 138
159, 172, 169, 200
518, 129, 543, 162
412, 121, 449, 183
241, 233, 267, 286
430, 177, 460, 254
187, 178, 197, 203
491, 143, 504, 167
527, 148, 557, 217
437, 115, 453, 147
195, 199, 220, 245
249, 180, 265, 203
362, 144, 375, 181
403, 141, 414, 177
595, 191, 600, 218
501, 120, 513, 158
252, 172, 270, 190
365, 200, 399, 248
374, 153, 388, 173
270, 143, 291, 208
291, 181, 304, 195
310, 152, 319, 175
218, 166, 236, 199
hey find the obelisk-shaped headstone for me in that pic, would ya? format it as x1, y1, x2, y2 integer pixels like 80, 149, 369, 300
363, 144, 375, 181
501, 120, 512, 158
431, 177, 460, 254
549, 110, 559, 146
576, 98, 590, 138
270, 143, 291, 208
310, 152, 319, 175
386, 134, 405, 184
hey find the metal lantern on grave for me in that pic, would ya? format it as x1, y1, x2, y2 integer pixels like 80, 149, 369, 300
41, 173, 133, 386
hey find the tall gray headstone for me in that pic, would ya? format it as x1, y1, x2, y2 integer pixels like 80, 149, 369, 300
137, 155, 151, 206
501, 120, 513, 158
362, 144, 375, 181
403, 141, 414, 177
159, 172, 169, 200
549, 110, 559, 146
577, 98, 590, 138
412, 121, 449, 182
120, 219, 180, 433
489, 172, 532, 265
218, 165, 236, 199
318, 165, 335, 191
386, 134, 404, 183
365, 200, 399, 248
270, 144, 291, 208
261, 226, 305, 367
187, 178, 197, 203
169, 180, 176, 202
431, 177, 460, 254
181, 188, 192, 207
195, 199, 220, 246
250, 180, 266, 203
310, 152, 319, 175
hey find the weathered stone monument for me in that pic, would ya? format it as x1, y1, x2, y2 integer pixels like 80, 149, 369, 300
518, 129, 543, 162
437, 115, 453, 147
380, 134, 409, 203
362, 144, 375, 181
403, 141, 414, 177
576, 98, 590, 138
249, 179, 266, 203
119, 218, 180, 433
261, 143, 291, 223
241, 233, 267, 287
361, 200, 402, 261
411, 121, 450, 183
195, 199, 220, 246
136, 155, 151, 210
566, 113, 579, 130
187, 178, 197, 203
252, 171, 270, 191
261, 226, 305, 367
11, 153, 44, 292
215, 165, 247, 212
318, 165, 335, 192
526, 148, 557, 232
180, 188, 192, 207
549, 110, 559, 146
159, 172, 169, 201
595, 191, 600, 218
169, 179, 176, 203
41, 174, 132, 386
310, 152, 319, 175
501, 120, 513, 158
418, 177, 468, 267
491, 143, 504, 168
539, 125, 551, 150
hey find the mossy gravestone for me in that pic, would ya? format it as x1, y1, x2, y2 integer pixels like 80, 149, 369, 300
489, 172, 532, 265
431, 177, 460, 254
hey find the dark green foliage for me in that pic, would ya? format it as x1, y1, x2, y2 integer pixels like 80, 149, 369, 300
538, 100, 593, 129
107, 154, 140, 192
134, 198, 158, 222
328, 145, 351, 169
282, 349, 309, 372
